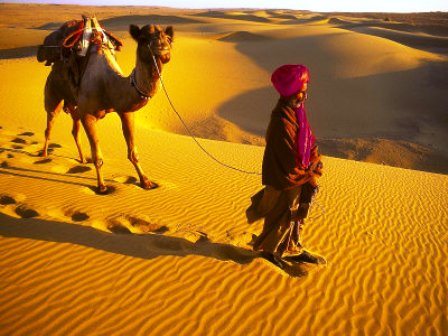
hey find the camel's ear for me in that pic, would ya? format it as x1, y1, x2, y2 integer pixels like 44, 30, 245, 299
129, 24, 141, 41
165, 26, 174, 43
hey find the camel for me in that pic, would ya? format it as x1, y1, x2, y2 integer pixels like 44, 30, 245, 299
42, 22, 174, 193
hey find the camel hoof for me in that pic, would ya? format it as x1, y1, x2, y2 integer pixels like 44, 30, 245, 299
97, 185, 108, 194
141, 180, 159, 190
39, 151, 48, 158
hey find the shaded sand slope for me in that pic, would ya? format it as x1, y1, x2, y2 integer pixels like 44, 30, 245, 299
326, 12, 448, 36
1, 122, 447, 335
326, 17, 448, 53
217, 25, 448, 172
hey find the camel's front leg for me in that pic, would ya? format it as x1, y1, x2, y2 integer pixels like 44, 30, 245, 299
81, 113, 107, 194
120, 112, 157, 189
42, 100, 63, 157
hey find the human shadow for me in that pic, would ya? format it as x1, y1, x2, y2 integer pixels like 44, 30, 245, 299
0, 212, 309, 278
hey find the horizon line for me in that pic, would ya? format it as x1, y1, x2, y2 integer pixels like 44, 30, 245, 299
1, 1, 447, 14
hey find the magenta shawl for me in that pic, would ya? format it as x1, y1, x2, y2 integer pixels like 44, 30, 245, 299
295, 103, 315, 168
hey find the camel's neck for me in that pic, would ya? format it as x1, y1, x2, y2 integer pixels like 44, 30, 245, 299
132, 56, 162, 99
83, 48, 164, 113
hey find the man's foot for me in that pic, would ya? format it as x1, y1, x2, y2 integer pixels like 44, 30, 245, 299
261, 252, 286, 269
284, 250, 327, 265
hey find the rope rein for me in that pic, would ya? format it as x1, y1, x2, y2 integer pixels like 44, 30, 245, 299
151, 54, 262, 176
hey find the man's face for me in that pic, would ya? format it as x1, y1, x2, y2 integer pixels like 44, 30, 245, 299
296, 82, 308, 103
291, 82, 308, 107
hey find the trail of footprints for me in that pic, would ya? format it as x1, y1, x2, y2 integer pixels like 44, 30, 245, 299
0, 130, 170, 233
0, 191, 179, 239
0, 130, 93, 221
0, 128, 236, 248
0, 194, 89, 223
0, 193, 162, 236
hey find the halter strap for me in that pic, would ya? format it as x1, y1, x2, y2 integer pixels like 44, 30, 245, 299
130, 69, 151, 100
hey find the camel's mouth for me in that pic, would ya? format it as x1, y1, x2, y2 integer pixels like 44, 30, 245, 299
152, 46, 171, 56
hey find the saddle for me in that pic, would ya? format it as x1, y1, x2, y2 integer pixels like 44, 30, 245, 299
37, 16, 122, 66
37, 16, 123, 89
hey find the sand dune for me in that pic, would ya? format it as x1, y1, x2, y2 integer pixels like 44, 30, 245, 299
0, 4, 447, 335
327, 17, 448, 52
350, 26, 448, 52
328, 12, 448, 36
218, 30, 271, 42
194, 10, 273, 23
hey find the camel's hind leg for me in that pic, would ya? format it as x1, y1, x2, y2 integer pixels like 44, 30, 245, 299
42, 100, 64, 157
81, 113, 107, 194
69, 108, 86, 163
120, 112, 156, 189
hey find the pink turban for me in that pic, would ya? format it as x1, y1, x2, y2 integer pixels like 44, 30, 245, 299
271, 64, 310, 97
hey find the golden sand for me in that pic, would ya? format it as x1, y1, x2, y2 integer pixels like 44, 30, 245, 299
0, 4, 447, 335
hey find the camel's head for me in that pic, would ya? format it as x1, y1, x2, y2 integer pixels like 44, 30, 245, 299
130, 24, 173, 64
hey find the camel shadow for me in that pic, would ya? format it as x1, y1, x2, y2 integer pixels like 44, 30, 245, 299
0, 46, 37, 60
0, 213, 309, 278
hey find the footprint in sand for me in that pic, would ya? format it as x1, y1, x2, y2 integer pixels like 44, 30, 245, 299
15, 204, 39, 218
48, 143, 62, 149
108, 222, 132, 234
71, 211, 89, 222
7, 153, 14, 158
18, 132, 34, 137
107, 215, 169, 234
64, 209, 90, 222
0, 195, 16, 205
11, 145, 24, 150
66, 165, 92, 174
34, 158, 52, 164
128, 215, 169, 234
174, 225, 209, 243
81, 185, 117, 196
11, 137, 27, 144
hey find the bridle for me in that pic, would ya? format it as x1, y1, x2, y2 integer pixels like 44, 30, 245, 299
130, 33, 171, 100
147, 31, 171, 57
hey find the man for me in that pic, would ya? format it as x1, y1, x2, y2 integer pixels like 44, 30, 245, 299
247, 64, 325, 268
